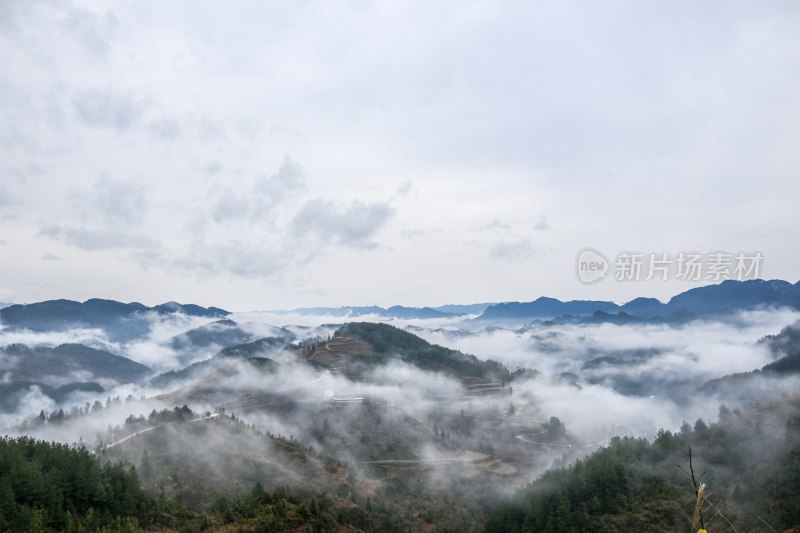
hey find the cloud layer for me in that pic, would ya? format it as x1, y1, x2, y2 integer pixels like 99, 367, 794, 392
1, 1, 799, 308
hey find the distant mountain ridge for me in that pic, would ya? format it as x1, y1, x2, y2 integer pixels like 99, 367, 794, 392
4, 279, 800, 329
432, 302, 497, 315
0, 341, 151, 413
0, 381, 105, 413
282, 303, 497, 319
0, 298, 229, 341
276, 280, 800, 323
479, 297, 620, 321
0, 342, 151, 384
287, 305, 459, 319
475, 279, 800, 322
0, 298, 228, 322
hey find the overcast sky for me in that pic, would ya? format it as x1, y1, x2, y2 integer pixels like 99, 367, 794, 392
1, 1, 799, 310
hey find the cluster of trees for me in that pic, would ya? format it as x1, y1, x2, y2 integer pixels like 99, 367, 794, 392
432, 422, 456, 442
208, 483, 381, 531
510, 367, 541, 382
546, 416, 566, 438
336, 322, 511, 379
20, 394, 139, 429
0, 432, 481, 532
0, 437, 160, 532
291, 335, 329, 356
760, 322, 800, 356
209, 480, 486, 532
0, 382, 105, 414
123, 405, 197, 429
704, 322, 800, 395
762, 349, 800, 373
217, 336, 286, 359
485, 405, 800, 532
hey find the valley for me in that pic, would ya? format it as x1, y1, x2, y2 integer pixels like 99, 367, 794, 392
1, 281, 800, 531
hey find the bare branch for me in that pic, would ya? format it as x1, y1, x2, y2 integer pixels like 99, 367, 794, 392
704, 497, 739, 532
674, 499, 693, 525
749, 511, 777, 532
688, 447, 706, 530
705, 485, 737, 526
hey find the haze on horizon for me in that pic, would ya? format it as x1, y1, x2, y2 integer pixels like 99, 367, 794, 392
2, 1, 799, 310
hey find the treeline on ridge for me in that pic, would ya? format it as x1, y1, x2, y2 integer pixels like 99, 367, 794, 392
485, 401, 800, 532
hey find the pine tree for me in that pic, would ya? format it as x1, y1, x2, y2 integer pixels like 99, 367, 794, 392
140, 449, 153, 481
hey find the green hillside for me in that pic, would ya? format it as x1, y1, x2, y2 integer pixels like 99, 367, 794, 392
335, 322, 510, 379
485, 399, 800, 533
0, 437, 154, 532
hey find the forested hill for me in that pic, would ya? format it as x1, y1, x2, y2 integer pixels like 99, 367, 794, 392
0, 410, 484, 532
0, 437, 153, 532
485, 398, 800, 533
0, 299, 229, 342
334, 322, 510, 379
701, 321, 800, 397
0, 434, 390, 533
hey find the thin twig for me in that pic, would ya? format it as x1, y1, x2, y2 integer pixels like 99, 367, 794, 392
704, 498, 738, 532
674, 499, 693, 524
704, 485, 737, 526
689, 447, 706, 530
749, 511, 777, 532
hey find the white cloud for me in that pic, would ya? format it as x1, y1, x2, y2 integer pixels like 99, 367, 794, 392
147, 118, 181, 140
490, 239, 533, 260
208, 154, 305, 223
75, 176, 148, 226
0, 1, 797, 308
58, 5, 119, 58
39, 226, 158, 251
72, 88, 150, 130
292, 199, 395, 249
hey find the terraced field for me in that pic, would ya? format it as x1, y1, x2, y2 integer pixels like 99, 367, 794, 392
306, 335, 375, 368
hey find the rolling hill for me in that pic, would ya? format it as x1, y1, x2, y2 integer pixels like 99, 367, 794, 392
0, 298, 229, 342
304, 322, 511, 380
474, 279, 800, 322
149, 335, 293, 388
485, 396, 800, 532
0, 343, 151, 384
702, 321, 800, 399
